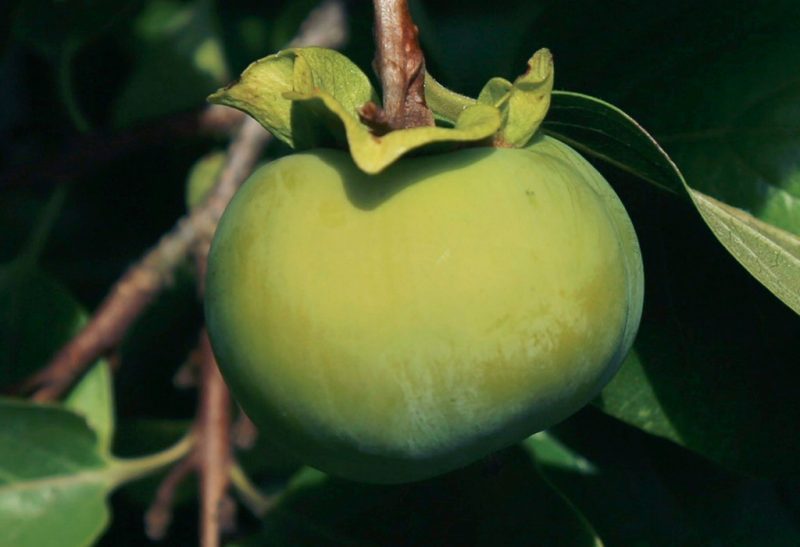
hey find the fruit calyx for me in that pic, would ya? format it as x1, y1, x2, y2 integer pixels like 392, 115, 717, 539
208, 46, 554, 174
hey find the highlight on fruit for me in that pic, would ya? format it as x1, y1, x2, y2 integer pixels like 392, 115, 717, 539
204, 44, 644, 484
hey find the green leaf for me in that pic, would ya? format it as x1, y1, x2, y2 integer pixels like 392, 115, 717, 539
12, 0, 134, 61
477, 48, 554, 147
0, 399, 111, 547
528, 415, 697, 545
0, 399, 193, 547
529, 409, 800, 546
0, 264, 86, 387
689, 189, 800, 314
545, 92, 685, 195
438, 1, 800, 235
540, 1, 800, 237
628, 23, 800, 237
545, 91, 800, 315
111, 419, 195, 509
64, 360, 115, 456
0, 186, 86, 387
595, 180, 800, 477
249, 450, 600, 546
113, 0, 229, 127
593, 348, 678, 441
526, 431, 597, 475
541, 87, 799, 476
524, 432, 602, 543
13, 0, 137, 131
210, 47, 501, 174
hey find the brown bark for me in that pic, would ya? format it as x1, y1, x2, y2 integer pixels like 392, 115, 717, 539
23, 117, 270, 401
363, 0, 434, 130
21, 0, 350, 403
196, 328, 234, 547
145, 454, 196, 541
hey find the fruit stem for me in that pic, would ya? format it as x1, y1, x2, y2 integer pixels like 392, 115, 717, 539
364, 0, 435, 131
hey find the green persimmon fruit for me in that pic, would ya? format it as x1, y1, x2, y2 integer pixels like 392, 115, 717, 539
205, 135, 643, 483
185, 151, 226, 211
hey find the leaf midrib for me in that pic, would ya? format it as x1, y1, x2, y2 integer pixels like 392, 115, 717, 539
0, 464, 113, 496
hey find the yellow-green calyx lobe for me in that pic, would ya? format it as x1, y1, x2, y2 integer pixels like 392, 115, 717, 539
205, 137, 644, 483
208, 47, 555, 173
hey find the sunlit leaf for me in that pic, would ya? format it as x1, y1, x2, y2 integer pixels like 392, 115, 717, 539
64, 360, 115, 456
0, 399, 193, 547
0, 400, 112, 547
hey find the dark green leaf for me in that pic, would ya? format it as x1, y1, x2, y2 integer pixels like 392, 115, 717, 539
629, 19, 800, 237
414, 0, 549, 93
595, 176, 800, 477
13, 0, 136, 130
113, 0, 229, 127
545, 91, 800, 314
0, 186, 90, 387
517, 0, 800, 236
13, 0, 134, 60
545, 92, 684, 195
525, 424, 695, 546
0, 263, 85, 387
0, 399, 111, 547
247, 450, 600, 547
529, 409, 800, 546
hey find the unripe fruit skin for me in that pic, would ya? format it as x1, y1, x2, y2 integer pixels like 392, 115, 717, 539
185, 151, 226, 211
206, 136, 643, 483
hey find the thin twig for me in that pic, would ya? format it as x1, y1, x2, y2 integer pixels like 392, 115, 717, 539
185, 2, 353, 539
23, 0, 349, 401
142, 326, 236, 546
232, 410, 258, 449
145, 454, 197, 541
196, 327, 233, 547
22, 6, 349, 547
229, 462, 276, 518
73, 4, 350, 546
24, 117, 269, 401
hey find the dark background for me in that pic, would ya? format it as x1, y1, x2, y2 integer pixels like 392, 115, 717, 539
1, 1, 799, 545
